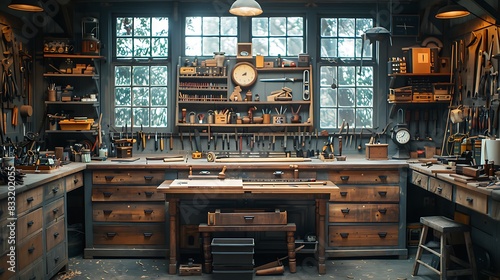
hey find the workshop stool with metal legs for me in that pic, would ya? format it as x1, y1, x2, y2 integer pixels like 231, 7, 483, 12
412, 216, 478, 280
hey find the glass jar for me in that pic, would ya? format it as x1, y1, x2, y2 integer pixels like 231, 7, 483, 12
81, 149, 91, 163
214, 52, 225, 67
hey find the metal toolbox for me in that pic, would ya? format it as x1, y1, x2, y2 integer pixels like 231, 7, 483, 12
211, 238, 254, 266
211, 238, 254, 253
207, 209, 287, 226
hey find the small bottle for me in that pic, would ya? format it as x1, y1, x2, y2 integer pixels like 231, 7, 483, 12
82, 149, 91, 163
99, 144, 108, 158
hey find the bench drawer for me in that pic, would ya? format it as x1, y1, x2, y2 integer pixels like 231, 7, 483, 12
44, 197, 65, 225
17, 208, 42, 241
43, 179, 64, 201
46, 218, 65, 251
329, 225, 399, 247
411, 171, 428, 190
93, 224, 166, 245
66, 172, 83, 192
207, 209, 287, 226
455, 187, 488, 214
329, 186, 399, 202
93, 202, 165, 222
17, 187, 43, 214
329, 204, 399, 223
328, 170, 399, 184
429, 178, 452, 201
18, 231, 43, 271
46, 242, 66, 274
92, 186, 164, 201
93, 170, 165, 185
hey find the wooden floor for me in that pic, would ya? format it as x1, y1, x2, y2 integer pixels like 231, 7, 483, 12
51, 251, 456, 280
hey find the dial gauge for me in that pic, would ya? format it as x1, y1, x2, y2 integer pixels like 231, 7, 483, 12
231, 62, 257, 88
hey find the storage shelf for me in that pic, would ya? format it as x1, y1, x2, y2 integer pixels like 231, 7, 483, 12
179, 76, 228, 79
388, 73, 451, 77
177, 123, 312, 128
257, 67, 311, 72
178, 88, 227, 92
387, 100, 451, 104
43, 73, 98, 78
45, 130, 96, 133
178, 100, 310, 105
45, 101, 98, 105
43, 54, 105, 59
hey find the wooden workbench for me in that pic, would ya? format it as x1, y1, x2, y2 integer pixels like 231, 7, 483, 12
157, 179, 338, 275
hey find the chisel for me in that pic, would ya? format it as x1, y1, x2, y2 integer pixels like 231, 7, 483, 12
169, 133, 174, 150
160, 133, 164, 151
154, 131, 158, 151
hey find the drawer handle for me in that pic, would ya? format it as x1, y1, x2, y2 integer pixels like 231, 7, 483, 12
103, 192, 113, 198
339, 191, 348, 197
341, 208, 350, 214
378, 232, 387, 238
52, 187, 59, 194
144, 191, 154, 197
143, 232, 153, 237
74, 178, 79, 184
340, 233, 349, 238
144, 209, 154, 214
104, 175, 115, 181
340, 176, 349, 181
106, 232, 116, 238
144, 176, 154, 180
466, 197, 474, 203
378, 175, 387, 181
378, 191, 387, 197
273, 171, 284, 176
378, 208, 387, 214
416, 178, 422, 184
103, 210, 113, 215
27, 220, 34, 227
437, 187, 443, 193
244, 216, 255, 220
54, 256, 60, 263
53, 232, 60, 238
26, 196, 34, 203
28, 246, 35, 254
53, 208, 59, 214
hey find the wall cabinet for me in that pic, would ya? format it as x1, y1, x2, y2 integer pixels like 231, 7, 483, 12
175, 63, 313, 132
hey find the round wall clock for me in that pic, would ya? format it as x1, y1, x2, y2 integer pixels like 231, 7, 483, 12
231, 62, 258, 88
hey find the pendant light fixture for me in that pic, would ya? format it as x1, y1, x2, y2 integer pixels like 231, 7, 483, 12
229, 0, 263, 16
8, 0, 43, 12
435, 0, 470, 19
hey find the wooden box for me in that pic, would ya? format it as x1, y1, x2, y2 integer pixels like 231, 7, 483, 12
179, 264, 202, 276
365, 144, 388, 160
207, 209, 287, 226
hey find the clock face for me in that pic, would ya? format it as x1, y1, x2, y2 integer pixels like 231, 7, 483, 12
231, 62, 257, 87
394, 128, 411, 145
392, 15, 420, 37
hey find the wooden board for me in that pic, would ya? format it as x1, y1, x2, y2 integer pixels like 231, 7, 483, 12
169, 179, 243, 189
111, 157, 140, 162
215, 157, 311, 163
15, 165, 59, 173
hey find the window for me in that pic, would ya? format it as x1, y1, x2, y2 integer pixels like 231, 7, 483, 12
319, 17, 374, 129
252, 17, 304, 56
185, 17, 238, 56
113, 17, 169, 128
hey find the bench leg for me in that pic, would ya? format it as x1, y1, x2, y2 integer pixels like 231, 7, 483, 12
202, 232, 212, 273
412, 225, 428, 276
287, 231, 296, 273
168, 199, 178, 275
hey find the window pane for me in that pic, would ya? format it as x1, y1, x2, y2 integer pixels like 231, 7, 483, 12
152, 38, 168, 57
287, 37, 303, 56
270, 17, 286, 36
115, 108, 131, 127
357, 88, 373, 107
338, 66, 355, 86
320, 39, 337, 58
320, 88, 337, 107
338, 108, 355, 127
356, 18, 373, 37
133, 108, 149, 127
252, 18, 268, 36
287, 17, 303, 36
356, 108, 373, 128
269, 38, 286, 56
338, 38, 355, 57
115, 87, 131, 106
357, 67, 373, 86
152, 17, 169, 36
185, 37, 202, 56
320, 108, 336, 128
151, 108, 168, 127
117, 17, 133, 36
320, 18, 337, 37
134, 38, 151, 57
203, 37, 220, 55
203, 17, 220, 35
338, 88, 355, 107
221, 37, 237, 55
252, 38, 268, 56
151, 87, 168, 106
133, 66, 150, 86
134, 17, 151, 36
338, 18, 355, 37
151, 66, 168, 86
185, 17, 201, 35
133, 87, 150, 106
116, 38, 132, 57
221, 17, 237, 35
320, 66, 336, 87
115, 66, 131, 86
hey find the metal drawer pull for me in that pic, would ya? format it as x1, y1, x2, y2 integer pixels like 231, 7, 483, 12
378, 175, 387, 181
28, 246, 35, 253
339, 191, 348, 197
53, 208, 59, 214
416, 178, 421, 184
143, 232, 153, 237
378, 232, 387, 238
273, 171, 284, 176
437, 187, 443, 193
74, 178, 79, 184
52, 187, 59, 193
27, 220, 34, 227
244, 216, 255, 220
340, 176, 349, 181
103, 192, 113, 198
54, 256, 60, 263
341, 208, 350, 214
53, 232, 59, 238
466, 197, 474, 203
144, 176, 154, 180
26, 197, 34, 203
106, 232, 117, 238
378, 191, 387, 196
144, 191, 154, 197
104, 175, 114, 181
103, 210, 112, 215
340, 233, 349, 238
144, 209, 154, 214
378, 208, 387, 214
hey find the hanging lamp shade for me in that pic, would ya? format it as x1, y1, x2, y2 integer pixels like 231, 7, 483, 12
435, 1, 470, 19
229, 0, 263, 16
8, 0, 43, 12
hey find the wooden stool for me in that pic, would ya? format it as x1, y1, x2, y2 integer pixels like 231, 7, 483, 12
412, 216, 478, 280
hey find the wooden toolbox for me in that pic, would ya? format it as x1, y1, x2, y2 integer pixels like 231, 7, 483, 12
207, 209, 287, 226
